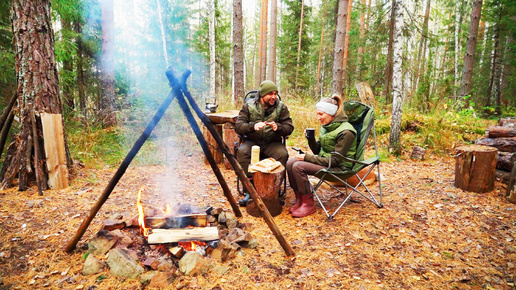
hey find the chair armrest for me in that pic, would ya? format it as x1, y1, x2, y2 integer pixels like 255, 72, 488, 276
327, 151, 379, 168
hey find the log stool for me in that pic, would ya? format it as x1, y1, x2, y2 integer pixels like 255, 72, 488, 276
455, 145, 497, 193
246, 165, 285, 217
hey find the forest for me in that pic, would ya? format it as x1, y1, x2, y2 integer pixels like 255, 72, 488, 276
0, 0, 515, 289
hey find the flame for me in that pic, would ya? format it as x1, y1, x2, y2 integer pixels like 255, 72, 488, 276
178, 241, 206, 251
137, 187, 150, 236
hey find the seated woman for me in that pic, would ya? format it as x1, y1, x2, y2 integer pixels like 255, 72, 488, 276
286, 94, 357, 218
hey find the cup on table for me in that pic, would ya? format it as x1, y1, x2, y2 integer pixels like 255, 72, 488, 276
305, 128, 315, 139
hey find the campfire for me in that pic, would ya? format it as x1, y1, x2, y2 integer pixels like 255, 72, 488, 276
136, 187, 219, 249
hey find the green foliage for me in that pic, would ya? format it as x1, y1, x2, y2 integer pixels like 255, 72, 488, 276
278, 0, 312, 93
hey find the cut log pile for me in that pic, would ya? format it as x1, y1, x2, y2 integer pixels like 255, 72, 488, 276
474, 117, 516, 184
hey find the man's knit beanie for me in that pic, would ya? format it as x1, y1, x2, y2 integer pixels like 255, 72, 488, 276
259, 80, 278, 97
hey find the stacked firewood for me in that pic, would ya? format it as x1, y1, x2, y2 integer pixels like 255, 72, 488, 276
474, 117, 516, 183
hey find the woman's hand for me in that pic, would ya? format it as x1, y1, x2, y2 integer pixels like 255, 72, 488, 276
295, 153, 305, 161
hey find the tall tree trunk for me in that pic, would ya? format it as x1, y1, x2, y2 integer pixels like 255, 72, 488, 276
342, 0, 353, 92
295, 0, 305, 90
233, 0, 244, 108
75, 21, 87, 115
61, 19, 75, 114
458, 0, 483, 108
257, 0, 268, 86
316, 3, 328, 98
267, 0, 277, 82
486, 19, 501, 110
385, 0, 396, 102
415, 0, 431, 94
209, 0, 216, 98
100, 0, 116, 127
356, 0, 366, 77
389, 0, 404, 156
3, 0, 67, 190
454, 0, 462, 100
332, 0, 349, 95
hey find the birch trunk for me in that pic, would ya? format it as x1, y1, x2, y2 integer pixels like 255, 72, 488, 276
332, 0, 349, 95
385, 0, 396, 102
209, 0, 216, 98
389, 0, 404, 156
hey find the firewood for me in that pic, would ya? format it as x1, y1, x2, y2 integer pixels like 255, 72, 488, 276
144, 214, 207, 229
146, 227, 219, 244
497, 152, 516, 171
475, 137, 516, 153
498, 117, 516, 127
487, 125, 516, 138
169, 246, 185, 259
455, 145, 497, 193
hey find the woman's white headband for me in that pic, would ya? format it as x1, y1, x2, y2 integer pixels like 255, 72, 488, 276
316, 102, 338, 116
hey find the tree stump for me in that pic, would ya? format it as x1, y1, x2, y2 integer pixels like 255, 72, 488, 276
410, 146, 426, 160
246, 165, 284, 217
202, 124, 223, 164
455, 145, 497, 193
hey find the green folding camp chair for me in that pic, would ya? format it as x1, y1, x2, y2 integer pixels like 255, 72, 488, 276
312, 101, 383, 219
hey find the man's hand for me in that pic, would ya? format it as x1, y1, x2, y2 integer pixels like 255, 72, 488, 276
264, 121, 278, 131
254, 122, 267, 131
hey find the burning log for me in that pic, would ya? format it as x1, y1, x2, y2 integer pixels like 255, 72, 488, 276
144, 214, 207, 229
146, 227, 219, 244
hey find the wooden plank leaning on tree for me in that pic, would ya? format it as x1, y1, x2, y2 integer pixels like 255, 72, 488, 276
40, 113, 69, 189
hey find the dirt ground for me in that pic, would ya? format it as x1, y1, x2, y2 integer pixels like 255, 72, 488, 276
0, 148, 514, 289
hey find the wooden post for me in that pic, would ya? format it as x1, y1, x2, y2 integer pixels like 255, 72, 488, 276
455, 145, 497, 193
203, 124, 223, 164
174, 69, 295, 256
246, 165, 284, 217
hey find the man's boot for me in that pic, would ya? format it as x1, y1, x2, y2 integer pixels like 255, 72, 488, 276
291, 194, 316, 218
289, 191, 303, 213
239, 178, 253, 207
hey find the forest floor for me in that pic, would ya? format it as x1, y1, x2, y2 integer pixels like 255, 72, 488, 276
0, 147, 514, 290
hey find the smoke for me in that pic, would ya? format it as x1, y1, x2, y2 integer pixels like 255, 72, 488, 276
84, 0, 212, 203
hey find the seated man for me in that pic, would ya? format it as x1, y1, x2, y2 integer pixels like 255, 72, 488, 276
235, 80, 294, 204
